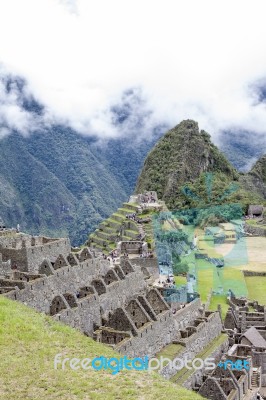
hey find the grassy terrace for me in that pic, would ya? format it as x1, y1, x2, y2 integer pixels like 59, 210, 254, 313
155, 343, 184, 361
89, 204, 158, 254
89, 203, 141, 253
170, 334, 228, 385
209, 295, 229, 319
174, 276, 187, 286
246, 219, 266, 227
0, 297, 203, 400
245, 276, 266, 305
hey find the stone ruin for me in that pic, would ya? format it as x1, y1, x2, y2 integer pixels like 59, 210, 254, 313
0, 234, 71, 274
1, 222, 265, 399
195, 297, 266, 400
117, 240, 148, 256
224, 297, 266, 334
0, 227, 226, 369
248, 205, 264, 218
128, 191, 164, 211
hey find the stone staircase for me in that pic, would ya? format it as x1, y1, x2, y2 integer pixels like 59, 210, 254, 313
138, 224, 146, 240
251, 369, 259, 387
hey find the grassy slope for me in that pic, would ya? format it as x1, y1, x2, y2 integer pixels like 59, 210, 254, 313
0, 297, 202, 400
245, 276, 266, 305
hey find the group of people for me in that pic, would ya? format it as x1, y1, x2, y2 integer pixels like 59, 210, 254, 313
102, 249, 119, 263
139, 251, 153, 258
157, 275, 175, 288
125, 213, 145, 224
140, 193, 156, 204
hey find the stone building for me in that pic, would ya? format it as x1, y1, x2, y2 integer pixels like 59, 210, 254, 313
240, 327, 266, 349
224, 298, 266, 333
1, 228, 225, 366
0, 235, 71, 273
248, 205, 264, 218
198, 365, 250, 400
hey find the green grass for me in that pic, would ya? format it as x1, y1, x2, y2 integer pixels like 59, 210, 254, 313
221, 268, 248, 297
246, 219, 261, 226
174, 276, 187, 286
245, 276, 266, 305
195, 256, 248, 303
197, 267, 213, 302
0, 297, 203, 400
156, 343, 184, 361
208, 295, 228, 319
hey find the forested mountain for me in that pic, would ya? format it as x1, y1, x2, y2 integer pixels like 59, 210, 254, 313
0, 124, 163, 245
0, 116, 265, 245
135, 120, 266, 211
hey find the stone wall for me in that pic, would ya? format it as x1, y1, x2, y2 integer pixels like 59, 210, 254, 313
0, 247, 28, 271
131, 258, 158, 275
115, 309, 176, 358
0, 237, 71, 273
0, 253, 11, 276
182, 336, 229, 390
161, 311, 223, 380
245, 223, 266, 237
4, 259, 148, 335
224, 298, 266, 331
243, 270, 266, 277
173, 298, 202, 330
251, 349, 266, 368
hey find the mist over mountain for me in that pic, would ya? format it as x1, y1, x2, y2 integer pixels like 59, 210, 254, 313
0, 76, 266, 244
0, 76, 165, 244
0, 118, 265, 245
219, 130, 266, 172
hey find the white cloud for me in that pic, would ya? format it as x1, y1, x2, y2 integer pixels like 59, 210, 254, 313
0, 74, 44, 135
0, 0, 266, 141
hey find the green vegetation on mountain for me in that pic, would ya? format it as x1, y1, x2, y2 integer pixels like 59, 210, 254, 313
0, 117, 164, 246
136, 120, 266, 214
251, 154, 266, 184
0, 296, 202, 400
0, 129, 129, 245
0, 119, 265, 246
239, 154, 266, 200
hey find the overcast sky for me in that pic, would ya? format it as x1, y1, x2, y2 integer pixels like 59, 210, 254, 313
0, 0, 266, 142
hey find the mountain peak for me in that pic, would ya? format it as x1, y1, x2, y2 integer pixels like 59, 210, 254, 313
135, 121, 265, 211
135, 120, 238, 207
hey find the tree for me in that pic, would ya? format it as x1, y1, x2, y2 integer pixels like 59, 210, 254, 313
173, 260, 189, 275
